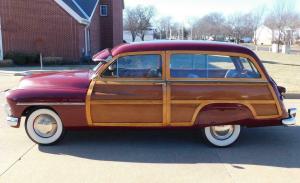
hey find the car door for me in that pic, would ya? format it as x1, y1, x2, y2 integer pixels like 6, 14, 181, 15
87, 51, 167, 127
166, 51, 281, 127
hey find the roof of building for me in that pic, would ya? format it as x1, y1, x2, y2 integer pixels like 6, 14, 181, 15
54, 0, 99, 25
111, 41, 256, 58
62, 0, 98, 18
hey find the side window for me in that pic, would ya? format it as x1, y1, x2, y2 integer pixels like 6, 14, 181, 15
170, 54, 261, 79
102, 54, 162, 78
170, 54, 207, 78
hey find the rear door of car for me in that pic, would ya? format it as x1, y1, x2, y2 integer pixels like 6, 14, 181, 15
165, 50, 283, 127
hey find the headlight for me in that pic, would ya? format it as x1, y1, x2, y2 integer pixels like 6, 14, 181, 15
4, 103, 12, 116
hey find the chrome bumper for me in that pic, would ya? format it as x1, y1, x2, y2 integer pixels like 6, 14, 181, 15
3, 103, 20, 127
6, 116, 20, 127
282, 108, 297, 126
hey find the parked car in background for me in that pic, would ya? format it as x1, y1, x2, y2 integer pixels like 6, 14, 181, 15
5, 41, 297, 147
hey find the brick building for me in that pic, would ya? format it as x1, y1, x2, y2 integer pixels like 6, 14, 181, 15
0, 0, 124, 61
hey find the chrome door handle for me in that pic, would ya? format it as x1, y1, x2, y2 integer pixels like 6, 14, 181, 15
155, 82, 166, 86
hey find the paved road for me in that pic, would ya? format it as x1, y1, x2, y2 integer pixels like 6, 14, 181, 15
1, 76, 300, 183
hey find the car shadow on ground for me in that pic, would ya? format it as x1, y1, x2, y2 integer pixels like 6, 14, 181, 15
39, 126, 300, 168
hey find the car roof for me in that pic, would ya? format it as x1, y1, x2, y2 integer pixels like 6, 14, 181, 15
111, 41, 256, 57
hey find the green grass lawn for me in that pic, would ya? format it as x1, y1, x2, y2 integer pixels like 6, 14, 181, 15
256, 51, 300, 93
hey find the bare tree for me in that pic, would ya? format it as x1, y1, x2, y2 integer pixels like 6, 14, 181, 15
124, 8, 139, 42
135, 6, 155, 41
124, 5, 155, 42
265, 0, 298, 49
155, 16, 173, 39
191, 13, 227, 40
227, 13, 249, 43
251, 6, 266, 46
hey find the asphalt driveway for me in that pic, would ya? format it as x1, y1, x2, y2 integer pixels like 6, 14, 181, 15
1, 75, 300, 183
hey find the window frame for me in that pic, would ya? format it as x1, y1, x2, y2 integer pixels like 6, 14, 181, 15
98, 51, 166, 81
166, 50, 267, 82
100, 5, 108, 16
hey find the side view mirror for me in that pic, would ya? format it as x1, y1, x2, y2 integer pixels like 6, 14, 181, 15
93, 58, 108, 63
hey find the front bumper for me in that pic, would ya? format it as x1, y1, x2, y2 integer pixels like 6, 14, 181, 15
6, 116, 20, 127
282, 108, 297, 126
3, 103, 20, 127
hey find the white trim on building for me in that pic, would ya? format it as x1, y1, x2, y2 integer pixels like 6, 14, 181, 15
0, 17, 3, 60
54, 0, 90, 25
89, 0, 100, 21
71, 0, 89, 19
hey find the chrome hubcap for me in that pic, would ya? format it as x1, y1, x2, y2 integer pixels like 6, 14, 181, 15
33, 114, 58, 138
210, 125, 234, 140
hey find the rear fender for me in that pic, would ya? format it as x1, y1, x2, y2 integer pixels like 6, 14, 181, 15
195, 103, 254, 127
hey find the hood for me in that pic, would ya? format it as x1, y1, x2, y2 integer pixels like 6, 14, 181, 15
18, 70, 92, 90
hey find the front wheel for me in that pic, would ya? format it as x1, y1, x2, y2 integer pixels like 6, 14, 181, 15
203, 125, 241, 147
25, 109, 65, 145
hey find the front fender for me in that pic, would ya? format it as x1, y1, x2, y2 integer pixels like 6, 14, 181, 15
6, 88, 86, 113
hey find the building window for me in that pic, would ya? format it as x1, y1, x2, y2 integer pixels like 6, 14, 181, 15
100, 5, 108, 16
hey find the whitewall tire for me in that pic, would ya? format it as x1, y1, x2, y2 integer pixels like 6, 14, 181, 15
25, 109, 65, 145
203, 125, 241, 147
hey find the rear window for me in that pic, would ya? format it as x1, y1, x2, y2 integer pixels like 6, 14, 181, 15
170, 54, 261, 79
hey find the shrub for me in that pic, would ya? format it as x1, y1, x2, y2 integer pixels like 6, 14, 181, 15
0, 59, 14, 67
4, 52, 40, 65
42, 57, 80, 65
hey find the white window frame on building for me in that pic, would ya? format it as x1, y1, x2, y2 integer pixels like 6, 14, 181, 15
100, 5, 108, 16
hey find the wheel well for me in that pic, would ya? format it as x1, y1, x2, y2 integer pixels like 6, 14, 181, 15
195, 103, 254, 126
22, 106, 57, 117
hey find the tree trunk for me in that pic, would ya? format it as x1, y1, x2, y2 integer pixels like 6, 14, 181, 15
131, 31, 136, 42
141, 34, 145, 41
277, 31, 281, 53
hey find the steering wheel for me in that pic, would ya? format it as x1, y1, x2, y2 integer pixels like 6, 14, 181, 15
225, 70, 252, 78
146, 69, 161, 78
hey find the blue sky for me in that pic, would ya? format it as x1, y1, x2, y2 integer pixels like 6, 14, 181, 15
124, 0, 300, 22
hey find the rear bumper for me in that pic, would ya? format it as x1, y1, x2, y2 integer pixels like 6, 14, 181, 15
7, 116, 20, 127
282, 108, 297, 126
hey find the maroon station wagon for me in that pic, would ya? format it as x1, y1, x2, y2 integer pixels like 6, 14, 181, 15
4, 41, 297, 147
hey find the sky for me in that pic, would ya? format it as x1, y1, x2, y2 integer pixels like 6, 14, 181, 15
124, 0, 300, 22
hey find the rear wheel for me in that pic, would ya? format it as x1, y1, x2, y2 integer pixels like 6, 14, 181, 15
25, 109, 65, 145
203, 125, 241, 147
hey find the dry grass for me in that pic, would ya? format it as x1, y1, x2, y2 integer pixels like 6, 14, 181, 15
255, 51, 300, 93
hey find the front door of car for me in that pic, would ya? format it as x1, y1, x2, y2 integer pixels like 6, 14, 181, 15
88, 51, 167, 127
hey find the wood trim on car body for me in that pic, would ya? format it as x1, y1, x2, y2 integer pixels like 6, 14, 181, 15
85, 50, 284, 127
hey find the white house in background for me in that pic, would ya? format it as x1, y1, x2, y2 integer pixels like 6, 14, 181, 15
254, 25, 273, 45
123, 29, 155, 43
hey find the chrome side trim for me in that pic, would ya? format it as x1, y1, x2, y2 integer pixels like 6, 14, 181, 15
7, 117, 19, 127
16, 102, 85, 106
